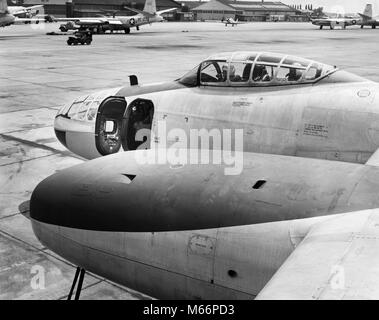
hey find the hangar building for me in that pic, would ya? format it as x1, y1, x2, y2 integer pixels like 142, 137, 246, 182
191, 0, 301, 22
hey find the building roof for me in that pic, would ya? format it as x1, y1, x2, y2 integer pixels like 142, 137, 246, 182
230, 1, 297, 12
192, 0, 235, 11
191, 0, 298, 13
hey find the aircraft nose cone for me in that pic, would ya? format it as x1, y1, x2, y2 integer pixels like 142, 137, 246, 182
29, 153, 144, 231
30, 169, 77, 227
29, 150, 248, 232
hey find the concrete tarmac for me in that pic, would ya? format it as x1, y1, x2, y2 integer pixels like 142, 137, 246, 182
0, 21, 378, 299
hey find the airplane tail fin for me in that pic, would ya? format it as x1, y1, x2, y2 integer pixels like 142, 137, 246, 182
0, 0, 8, 13
143, 0, 157, 15
363, 4, 373, 18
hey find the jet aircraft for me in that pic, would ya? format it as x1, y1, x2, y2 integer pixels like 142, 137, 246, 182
26, 51, 379, 299
359, 4, 379, 28
0, 0, 44, 27
54, 51, 379, 165
57, 0, 177, 34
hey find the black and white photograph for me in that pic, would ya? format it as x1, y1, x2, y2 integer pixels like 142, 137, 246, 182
1, 0, 379, 307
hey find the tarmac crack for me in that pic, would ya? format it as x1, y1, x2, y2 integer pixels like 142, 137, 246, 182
0, 133, 83, 160
0, 212, 20, 220
1, 105, 61, 114
0, 153, 56, 168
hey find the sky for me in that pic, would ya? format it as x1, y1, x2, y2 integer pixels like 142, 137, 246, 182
280, 0, 379, 13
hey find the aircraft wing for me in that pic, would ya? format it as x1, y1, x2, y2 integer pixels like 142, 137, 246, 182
11, 5, 44, 16
313, 18, 333, 25
156, 8, 178, 15
108, 20, 123, 25
54, 17, 106, 22
256, 209, 379, 299
54, 17, 109, 25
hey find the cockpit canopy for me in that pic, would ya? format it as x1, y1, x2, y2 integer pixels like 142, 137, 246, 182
179, 52, 337, 87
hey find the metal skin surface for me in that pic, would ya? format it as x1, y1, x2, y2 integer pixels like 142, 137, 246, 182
30, 150, 379, 299
256, 209, 379, 299
55, 66, 379, 164
42, 52, 379, 299
30, 216, 324, 299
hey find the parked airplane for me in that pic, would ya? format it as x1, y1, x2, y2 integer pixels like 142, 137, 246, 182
0, 0, 44, 27
29, 148, 379, 299
7, 3, 43, 18
57, 0, 177, 34
54, 51, 379, 166
311, 15, 360, 29
359, 4, 379, 28
221, 17, 240, 26
29, 51, 379, 300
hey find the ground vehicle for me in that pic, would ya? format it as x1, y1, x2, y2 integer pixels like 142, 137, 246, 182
60, 21, 79, 32
67, 30, 92, 45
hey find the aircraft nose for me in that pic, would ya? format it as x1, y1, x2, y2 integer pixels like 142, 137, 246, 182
30, 168, 77, 227
29, 150, 248, 233
29, 153, 144, 231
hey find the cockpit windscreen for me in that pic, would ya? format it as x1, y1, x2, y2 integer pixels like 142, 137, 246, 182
178, 52, 338, 87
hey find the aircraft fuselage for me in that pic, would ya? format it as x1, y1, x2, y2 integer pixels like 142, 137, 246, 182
34, 52, 379, 299
55, 73, 379, 165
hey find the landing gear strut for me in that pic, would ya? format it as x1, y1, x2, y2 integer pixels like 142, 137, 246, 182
67, 267, 86, 300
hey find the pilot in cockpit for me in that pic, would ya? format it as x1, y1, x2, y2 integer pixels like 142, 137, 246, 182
253, 65, 270, 82
286, 63, 303, 81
